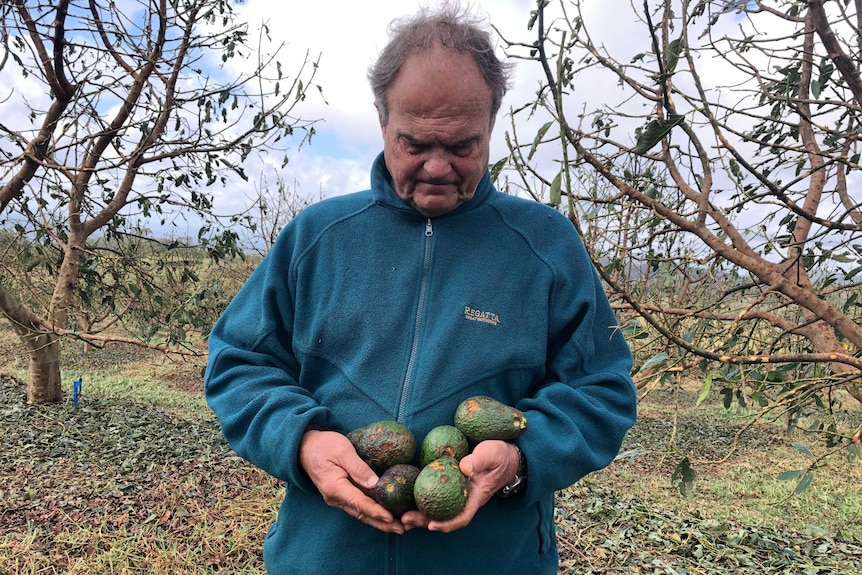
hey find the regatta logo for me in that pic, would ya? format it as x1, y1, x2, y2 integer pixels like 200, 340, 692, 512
464, 306, 500, 326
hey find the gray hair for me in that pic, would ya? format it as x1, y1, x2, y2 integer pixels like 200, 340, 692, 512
368, 3, 513, 128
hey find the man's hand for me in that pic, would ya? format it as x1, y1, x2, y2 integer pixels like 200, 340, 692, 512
401, 439, 521, 533
298, 429, 405, 534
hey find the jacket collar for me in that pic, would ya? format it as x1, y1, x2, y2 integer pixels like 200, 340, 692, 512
370, 151, 493, 218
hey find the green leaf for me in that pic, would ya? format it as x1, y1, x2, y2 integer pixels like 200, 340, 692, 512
671, 457, 695, 496
847, 442, 861, 462
843, 292, 859, 313
795, 471, 815, 495
729, 158, 743, 181
814, 57, 833, 100
666, 36, 686, 73
637, 351, 669, 373
529, 121, 553, 160
811, 79, 822, 99
791, 441, 815, 458
777, 469, 805, 481
490, 156, 508, 182
765, 368, 785, 382
720, 387, 733, 409
632, 114, 685, 155
696, 374, 712, 406
549, 170, 562, 207
614, 448, 647, 462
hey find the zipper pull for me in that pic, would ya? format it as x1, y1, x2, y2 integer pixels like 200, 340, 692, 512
425, 218, 434, 237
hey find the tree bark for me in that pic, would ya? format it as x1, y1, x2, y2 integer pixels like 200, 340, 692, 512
0, 284, 63, 404
25, 332, 63, 404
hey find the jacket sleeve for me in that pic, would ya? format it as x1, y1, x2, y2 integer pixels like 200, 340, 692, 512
514, 222, 637, 505
204, 225, 330, 492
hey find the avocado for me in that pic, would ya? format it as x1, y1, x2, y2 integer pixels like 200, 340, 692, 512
374, 463, 420, 516
453, 396, 527, 443
419, 425, 469, 467
413, 457, 470, 521
347, 420, 416, 475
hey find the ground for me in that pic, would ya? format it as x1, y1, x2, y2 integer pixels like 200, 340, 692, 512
2, 335, 861, 574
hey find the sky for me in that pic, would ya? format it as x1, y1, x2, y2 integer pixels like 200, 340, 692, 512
4, 1, 859, 267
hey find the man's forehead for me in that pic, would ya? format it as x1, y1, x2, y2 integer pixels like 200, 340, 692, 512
388, 46, 491, 102
391, 105, 488, 135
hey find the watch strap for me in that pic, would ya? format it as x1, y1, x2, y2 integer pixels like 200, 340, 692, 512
497, 443, 527, 498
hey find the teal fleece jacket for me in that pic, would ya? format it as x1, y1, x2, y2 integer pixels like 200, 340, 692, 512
205, 152, 637, 575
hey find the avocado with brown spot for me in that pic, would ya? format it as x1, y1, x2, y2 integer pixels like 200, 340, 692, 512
413, 457, 469, 521
419, 425, 469, 467
347, 420, 416, 475
453, 396, 527, 443
374, 463, 420, 516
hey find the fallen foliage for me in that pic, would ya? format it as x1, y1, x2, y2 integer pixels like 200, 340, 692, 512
1, 374, 860, 574
557, 482, 862, 574
0, 374, 279, 574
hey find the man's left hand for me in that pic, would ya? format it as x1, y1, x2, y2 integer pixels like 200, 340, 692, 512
400, 439, 520, 533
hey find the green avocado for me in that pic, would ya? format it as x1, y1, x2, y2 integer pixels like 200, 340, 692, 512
453, 396, 527, 443
413, 457, 470, 521
374, 463, 420, 516
419, 425, 469, 467
347, 420, 416, 475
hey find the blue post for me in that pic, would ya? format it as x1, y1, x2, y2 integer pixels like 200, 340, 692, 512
73, 378, 82, 406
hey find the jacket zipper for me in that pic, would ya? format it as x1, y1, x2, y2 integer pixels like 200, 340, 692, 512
396, 218, 434, 423
390, 218, 434, 575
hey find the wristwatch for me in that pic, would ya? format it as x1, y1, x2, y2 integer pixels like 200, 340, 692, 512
497, 443, 528, 498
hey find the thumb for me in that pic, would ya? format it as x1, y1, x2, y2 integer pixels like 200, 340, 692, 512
343, 456, 379, 490
459, 455, 476, 477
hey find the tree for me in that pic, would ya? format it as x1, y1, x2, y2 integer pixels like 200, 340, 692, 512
238, 175, 319, 256
497, 0, 862, 465
0, 0, 320, 404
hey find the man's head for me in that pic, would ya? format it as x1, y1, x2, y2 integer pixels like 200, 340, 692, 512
369, 4, 512, 130
368, 4, 513, 217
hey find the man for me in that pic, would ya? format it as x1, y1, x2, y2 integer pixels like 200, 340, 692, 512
205, 5, 637, 574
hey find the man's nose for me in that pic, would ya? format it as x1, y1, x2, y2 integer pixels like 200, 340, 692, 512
423, 150, 453, 179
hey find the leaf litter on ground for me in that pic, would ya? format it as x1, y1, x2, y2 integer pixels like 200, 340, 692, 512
556, 481, 862, 574
0, 374, 278, 573
1, 373, 861, 574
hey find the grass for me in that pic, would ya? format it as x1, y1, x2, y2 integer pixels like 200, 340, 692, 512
631, 388, 860, 535
598, 384, 862, 541
2, 330, 861, 573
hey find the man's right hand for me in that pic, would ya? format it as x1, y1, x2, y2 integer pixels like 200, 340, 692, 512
298, 429, 405, 534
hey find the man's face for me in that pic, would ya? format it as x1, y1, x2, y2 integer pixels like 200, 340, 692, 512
379, 43, 493, 218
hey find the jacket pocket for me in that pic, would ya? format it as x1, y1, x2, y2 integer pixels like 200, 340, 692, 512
536, 494, 557, 556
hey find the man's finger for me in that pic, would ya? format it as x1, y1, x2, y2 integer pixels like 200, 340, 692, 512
339, 452, 379, 492
338, 485, 404, 533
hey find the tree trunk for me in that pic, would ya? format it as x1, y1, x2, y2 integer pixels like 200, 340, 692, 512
800, 317, 862, 404
24, 332, 63, 404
